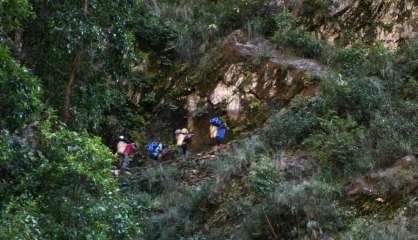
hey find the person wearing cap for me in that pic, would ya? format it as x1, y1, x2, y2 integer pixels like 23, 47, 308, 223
175, 128, 194, 157
115, 135, 135, 171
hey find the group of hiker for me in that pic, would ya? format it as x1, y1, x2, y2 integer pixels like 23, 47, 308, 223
113, 117, 229, 172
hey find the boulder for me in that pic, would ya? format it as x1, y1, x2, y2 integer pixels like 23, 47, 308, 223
345, 155, 418, 201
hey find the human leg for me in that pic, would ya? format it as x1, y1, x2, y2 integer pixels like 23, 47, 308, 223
121, 153, 129, 170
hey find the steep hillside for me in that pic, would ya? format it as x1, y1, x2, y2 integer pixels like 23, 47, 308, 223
1, 1, 417, 239
123, 1, 418, 239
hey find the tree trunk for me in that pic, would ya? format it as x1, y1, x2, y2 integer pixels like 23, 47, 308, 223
61, 0, 89, 123
62, 49, 83, 123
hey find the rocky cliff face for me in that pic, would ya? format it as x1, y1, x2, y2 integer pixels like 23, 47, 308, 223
187, 30, 326, 151
183, 1, 417, 152
271, 0, 417, 49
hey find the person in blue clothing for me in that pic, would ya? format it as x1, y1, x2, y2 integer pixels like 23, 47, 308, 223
209, 117, 229, 147
147, 141, 169, 161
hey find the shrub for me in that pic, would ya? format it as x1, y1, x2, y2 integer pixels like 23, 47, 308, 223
396, 39, 418, 77
0, 198, 44, 239
245, 155, 282, 196
132, 165, 181, 197
387, 39, 418, 100
368, 105, 418, 166
241, 180, 344, 239
320, 71, 417, 167
0, 122, 142, 239
329, 47, 367, 75
321, 75, 385, 124
343, 207, 418, 240
303, 114, 373, 179
211, 135, 266, 179
262, 102, 319, 150
0, 44, 43, 131
271, 10, 325, 58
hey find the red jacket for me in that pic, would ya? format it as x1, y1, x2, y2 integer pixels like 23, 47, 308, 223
123, 143, 135, 155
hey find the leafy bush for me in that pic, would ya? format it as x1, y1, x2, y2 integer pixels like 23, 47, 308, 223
329, 47, 367, 75
159, 0, 270, 62
388, 39, 418, 100
262, 102, 319, 150
0, 199, 45, 239
396, 39, 418, 77
245, 156, 282, 196
343, 206, 418, 240
321, 76, 385, 124
319, 69, 417, 166
0, 121, 142, 239
368, 105, 418, 166
0, 0, 35, 34
303, 114, 373, 179
130, 165, 181, 197
0, 44, 43, 131
241, 180, 344, 239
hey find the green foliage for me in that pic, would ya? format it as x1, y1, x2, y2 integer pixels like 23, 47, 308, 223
0, 121, 142, 239
245, 156, 282, 196
119, 163, 205, 240
1, 0, 416, 239
303, 114, 372, 179
343, 204, 418, 240
368, 105, 418, 166
0, 44, 42, 131
158, 0, 270, 62
270, 10, 416, 79
136, 165, 181, 197
22, 0, 175, 136
397, 39, 418, 76
0, 199, 44, 239
320, 57, 417, 165
0, 0, 35, 34
262, 99, 319, 150
272, 10, 325, 58
241, 180, 343, 239
211, 136, 265, 179
321, 76, 384, 123
389, 39, 418, 100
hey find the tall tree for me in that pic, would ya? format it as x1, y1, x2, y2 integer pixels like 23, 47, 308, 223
25, 0, 142, 126
62, 0, 89, 122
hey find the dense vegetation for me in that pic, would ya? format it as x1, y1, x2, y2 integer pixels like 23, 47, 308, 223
1, 0, 417, 239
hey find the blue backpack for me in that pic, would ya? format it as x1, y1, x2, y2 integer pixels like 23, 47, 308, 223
216, 127, 227, 140
147, 142, 160, 156
209, 117, 223, 127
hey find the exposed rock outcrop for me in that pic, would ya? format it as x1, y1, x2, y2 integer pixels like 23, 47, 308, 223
270, 0, 418, 49
346, 155, 418, 201
188, 30, 326, 151
216, 30, 327, 111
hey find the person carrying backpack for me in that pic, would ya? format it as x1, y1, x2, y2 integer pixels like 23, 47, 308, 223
147, 141, 169, 161
115, 135, 135, 171
175, 128, 194, 157
209, 117, 228, 146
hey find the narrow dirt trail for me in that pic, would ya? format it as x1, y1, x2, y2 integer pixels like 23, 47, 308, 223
128, 145, 232, 187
